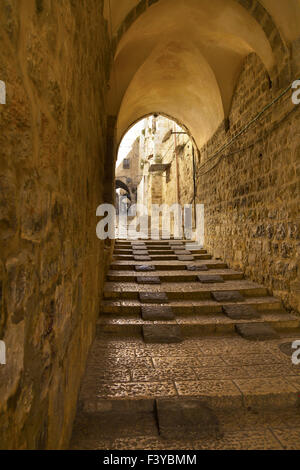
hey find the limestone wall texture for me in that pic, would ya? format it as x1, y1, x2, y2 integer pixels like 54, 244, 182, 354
0, 0, 111, 449
197, 53, 300, 314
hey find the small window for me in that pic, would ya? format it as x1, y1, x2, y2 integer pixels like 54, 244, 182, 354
123, 158, 130, 169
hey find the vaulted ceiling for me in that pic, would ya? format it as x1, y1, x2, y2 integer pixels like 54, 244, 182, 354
104, 0, 300, 148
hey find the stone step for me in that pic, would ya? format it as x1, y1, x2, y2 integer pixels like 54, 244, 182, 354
141, 305, 175, 321
97, 311, 300, 336
101, 296, 282, 315
156, 398, 220, 439
107, 269, 244, 283
115, 240, 188, 246
114, 254, 212, 261
103, 281, 269, 300
114, 248, 207, 255
110, 261, 228, 271
235, 323, 280, 341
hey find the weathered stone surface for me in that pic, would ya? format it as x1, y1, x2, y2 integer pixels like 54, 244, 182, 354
134, 256, 151, 261
132, 245, 146, 250
156, 398, 220, 439
278, 342, 294, 357
141, 305, 175, 320
212, 291, 245, 302
197, 275, 224, 283
0, 0, 112, 451
142, 325, 182, 343
136, 276, 161, 285
235, 323, 279, 341
174, 250, 192, 255
197, 52, 300, 313
135, 265, 156, 272
177, 255, 194, 261
139, 292, 169, 303
132, 250, 149, 256
186, 265, 208, 271
223, 305, 260, 320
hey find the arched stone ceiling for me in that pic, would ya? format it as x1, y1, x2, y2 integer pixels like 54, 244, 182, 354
260, 0, 300, 41
105, 0, 300, 148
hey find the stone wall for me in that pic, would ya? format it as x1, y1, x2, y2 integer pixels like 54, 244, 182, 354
196, 53, 300, 313
0, 0, 111, 449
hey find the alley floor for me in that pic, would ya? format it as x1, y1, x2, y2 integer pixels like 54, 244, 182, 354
70, 240, 300, 450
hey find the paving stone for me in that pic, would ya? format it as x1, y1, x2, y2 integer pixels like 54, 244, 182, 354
139, 292, 169, 303
198, 274, 224, 283
174, 250, 192, 255
156, 398, 221, 439
134, 256, 151, 261
177, 255, 194, 261
186, 264, 208, 271
136, 276, 161, 285
223, 305, 260, 320
141, 305, 175, 321
235, 323, 279, 341
135, 265, 156, 272
142, 325, 182, 343
212, 291, 245, 302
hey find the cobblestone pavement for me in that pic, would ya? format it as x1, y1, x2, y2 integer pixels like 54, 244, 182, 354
70, 240, 300, 450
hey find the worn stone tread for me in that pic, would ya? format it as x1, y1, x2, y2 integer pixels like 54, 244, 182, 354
143, 325, 183, 344
141, 306, 175, 321
198, 274, 224, 283
187, 264, 209, 271
212, 291, 245, 303
235, 323, 280, 341
135, 265, 156, 272
139, 292, 169, 303
136, 276, 161, 285
223, 304, 260, 320
156, 398, 220, 439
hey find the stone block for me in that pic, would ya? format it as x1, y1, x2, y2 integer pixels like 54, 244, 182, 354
223, 305, 260, 320
135, 265, 156, 272
134, 256, 151, 261
156, 398, 220, 439
136, 276, 161, 285
139, 292, 169, 303
186, 265, 208, 271
197, 275, 224, 283
212, 291, 245, 303
142, 325, 182, 343
141, 305, 175, 321
132, 250, 149, 256
177, 255, 194, 261
132, 245, 146, 250
174, 250, 192, 255
235, 323, 279, 341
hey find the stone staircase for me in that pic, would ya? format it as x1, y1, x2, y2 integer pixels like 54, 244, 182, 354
70, 240, 300, 450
